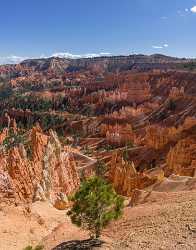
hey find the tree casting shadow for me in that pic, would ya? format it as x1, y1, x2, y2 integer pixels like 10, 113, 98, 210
52, 238, 104, 250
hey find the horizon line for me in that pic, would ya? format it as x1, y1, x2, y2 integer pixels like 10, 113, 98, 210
1, 53, 196, 66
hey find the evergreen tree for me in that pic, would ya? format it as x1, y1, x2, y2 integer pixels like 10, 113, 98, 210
67, 176, 124, 238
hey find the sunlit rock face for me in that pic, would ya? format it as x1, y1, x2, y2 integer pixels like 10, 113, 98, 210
166, 137, 196, 177
0, 126, 80, 206
108, 152, 163, 196
145, 125, 177, 150
100, 123, 134, 147
0, 168, 15, 203
30, 124, 48, 162
169, 87, 185, 99
0, 128, 9, 144
35, 130, 80, 203
7, 145, 36, 202
80, 75, 151, 107
104, 106, 151, 122
120, 81, 151, 103
144, 117, 196, 150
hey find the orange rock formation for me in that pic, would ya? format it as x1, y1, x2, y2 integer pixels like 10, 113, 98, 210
0, 126, 80, 206
108, 152, 164, 196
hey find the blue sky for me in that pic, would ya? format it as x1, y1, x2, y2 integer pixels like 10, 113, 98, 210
0, 0, 196, 63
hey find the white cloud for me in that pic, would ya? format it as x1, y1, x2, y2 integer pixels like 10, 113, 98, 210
52, 52, 82, 59
152, 44, 169, 49
0, 52, 112, 65
185, 8, 189, 12
39, 54, 48, 59
100, 52, 111, 56
152, 46, 163, 49
83, 53, 101, 58
190, 6, 196, 13
0, 55, 27, 64
51, 52, 111, 59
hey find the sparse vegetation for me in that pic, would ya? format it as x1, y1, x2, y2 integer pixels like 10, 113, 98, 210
67, 176, 124, 238
122, 147, 129, 161
95, 160, 107, 178
179, 62, 196, 71
3, 95, 68, 112
23, 245, 44, 250
82, 145, 93, 156
0, 82, 13, 100
3, 131, 25, 149
168, 99, 176, 111
98, 143, 119, 151
3, 130, 32, 158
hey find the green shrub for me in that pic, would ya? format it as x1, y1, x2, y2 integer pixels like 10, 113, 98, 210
67, 176, 124, 238
23, 245, 44, 250
168, 99, 176, 111
95, 160, 107, 178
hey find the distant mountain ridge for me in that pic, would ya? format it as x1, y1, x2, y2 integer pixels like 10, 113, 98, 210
20, 54, 195, 73
0, 54, 195, 78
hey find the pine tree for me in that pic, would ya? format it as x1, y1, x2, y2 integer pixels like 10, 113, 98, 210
67, 176, 124, 238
